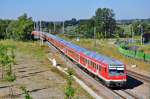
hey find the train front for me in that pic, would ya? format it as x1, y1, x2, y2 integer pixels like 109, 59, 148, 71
106, 64, 127, 87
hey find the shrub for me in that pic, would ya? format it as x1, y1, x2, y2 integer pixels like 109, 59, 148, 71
20, 86, 33, 99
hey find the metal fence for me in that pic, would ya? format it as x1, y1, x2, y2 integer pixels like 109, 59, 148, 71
118, 46, 150, 61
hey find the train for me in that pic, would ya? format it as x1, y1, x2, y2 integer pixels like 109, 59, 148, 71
31, 31, 127, 87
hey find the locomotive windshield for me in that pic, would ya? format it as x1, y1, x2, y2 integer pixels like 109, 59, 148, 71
109, 65, 124, 76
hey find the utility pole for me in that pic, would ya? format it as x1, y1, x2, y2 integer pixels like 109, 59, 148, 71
131, 25, 134, 43
33, 22, 35, 31
40, 21, 41, 45
62, 21, 64, 34
40, 21, 43, 46
40, 21, 42, 32
94, 27, 96, 47
140, 25, 143, 45
36, 21, 38, 31
34, 21, 37, 31
49, 29, 51, 33
54, 22, 56, 33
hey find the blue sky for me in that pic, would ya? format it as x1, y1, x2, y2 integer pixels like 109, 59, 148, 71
0, 0, 150, 21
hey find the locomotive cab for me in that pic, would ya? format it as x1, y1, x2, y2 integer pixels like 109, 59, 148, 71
106, 65, 127, 87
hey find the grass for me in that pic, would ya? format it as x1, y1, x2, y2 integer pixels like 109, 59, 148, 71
128, 42, 150, 54
47, 44, 94, 99
138, 45, 150, 54
0, 40, 47, 61
0, 39, 94, 99
58, 36, 150, 72
118, 24, 131, 35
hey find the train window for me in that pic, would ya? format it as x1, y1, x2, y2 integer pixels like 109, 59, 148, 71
93, 63, 96, 69
109, 68, 124, 76
91, 62, 93, 67
96, 64, 98, 70
90, 61, 91, 66
83, 58, 86, 63
93, 63, 94, 67
82, 57, 85, 62
84, 59, 87, 64
92, 62, 94, 67
88, 60, 90, 65
82, 57, 84, 61
99, 65, 101, 71
91, 62, 94, 67
87, 59, 89, 64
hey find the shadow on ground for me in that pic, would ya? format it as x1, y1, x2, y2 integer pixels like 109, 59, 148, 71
112, 75, 143, 90
125, 75, 143, 89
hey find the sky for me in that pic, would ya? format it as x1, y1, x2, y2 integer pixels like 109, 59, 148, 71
0, 0, 150, 21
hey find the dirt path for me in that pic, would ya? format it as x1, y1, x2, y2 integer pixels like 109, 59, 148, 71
0, 42, 92, 99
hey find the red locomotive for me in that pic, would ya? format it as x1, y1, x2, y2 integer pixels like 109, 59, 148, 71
32, 31, 127, 87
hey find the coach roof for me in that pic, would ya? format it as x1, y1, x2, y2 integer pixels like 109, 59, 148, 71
44, 32, 123, 65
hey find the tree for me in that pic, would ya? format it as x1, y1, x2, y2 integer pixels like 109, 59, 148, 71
0, 44, 16, 81
7, 13, 34, 40
115, 26, 125, 37
0, 45, 8, 79
95, 8, 116, 38
64, 18, 78, 27
0, 19, 11, 39
132, 21, 150, 36
65, 68, 75, 99
76, 19, 95, 38
76, 8, 117, 39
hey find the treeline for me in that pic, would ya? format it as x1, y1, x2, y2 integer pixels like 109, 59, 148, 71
0, 8, 150, 40
40, 8, 117, 38
0, 13, 34, 40
117, 18, 150, 25
41, 8, 150, 39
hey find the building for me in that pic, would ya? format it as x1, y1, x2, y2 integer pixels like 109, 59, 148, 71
142, 33, 150, 43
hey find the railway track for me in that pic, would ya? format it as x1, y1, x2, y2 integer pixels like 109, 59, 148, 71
127, 70, 150, 83
63, 51, 140, 99
112, 89, 140, 99
47, 41, 141, 99
122, 90, 139, 99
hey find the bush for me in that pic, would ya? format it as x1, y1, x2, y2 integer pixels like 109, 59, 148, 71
65, 68, 75, 99
145, 54, 150, 61
135, 51, 145, 59
20, 86, 33, 99
5, 73, 16, 82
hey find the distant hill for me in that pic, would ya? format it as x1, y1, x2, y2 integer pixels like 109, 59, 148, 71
117, 18, 150, 25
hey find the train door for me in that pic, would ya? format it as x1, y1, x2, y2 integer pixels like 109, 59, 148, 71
104, 67, 108, 79
74, 53, 80, 62
98, 64, 107, 79
92, 63, 97, 73
98, 64, 102, 75
96, 64, 99, 74
80, 56, 87, 67
87, 60, 94, 72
